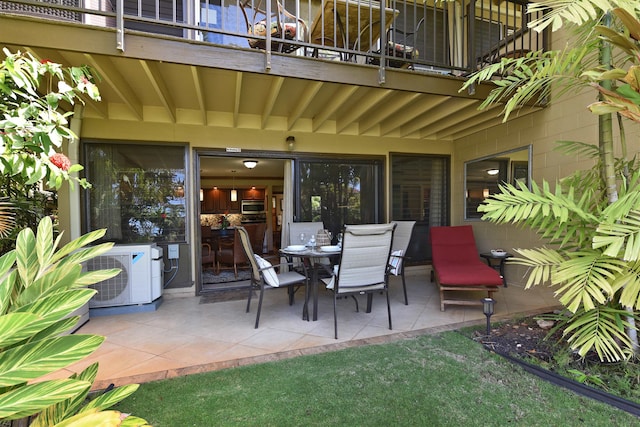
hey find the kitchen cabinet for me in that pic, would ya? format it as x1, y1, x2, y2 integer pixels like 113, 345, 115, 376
202, 188, 232, 213
242, 188, 264, 200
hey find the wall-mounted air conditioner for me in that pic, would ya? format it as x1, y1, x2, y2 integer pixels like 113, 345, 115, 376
85, 244, 163, 308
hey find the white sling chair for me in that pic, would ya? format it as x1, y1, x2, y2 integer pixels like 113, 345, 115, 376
321, 223, 396, 339
390, 220, 416, 305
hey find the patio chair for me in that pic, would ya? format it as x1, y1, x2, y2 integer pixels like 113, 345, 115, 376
368, 18, 424, 69
240, 0, 309, 54
389, 220, 416, 305
201, 243, 216, 273
216, 229, 248, 278
430, 225, 503, 311
321, 223, 395, 339
237, 226, 308, 328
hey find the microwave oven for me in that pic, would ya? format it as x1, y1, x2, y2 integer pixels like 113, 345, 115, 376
241, 199, 265, 214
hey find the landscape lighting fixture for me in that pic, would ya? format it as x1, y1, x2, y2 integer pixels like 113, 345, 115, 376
482, 297, 495, 336
243, 160, 258, 169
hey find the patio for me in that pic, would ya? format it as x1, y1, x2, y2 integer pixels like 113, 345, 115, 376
58, 268, 559, 390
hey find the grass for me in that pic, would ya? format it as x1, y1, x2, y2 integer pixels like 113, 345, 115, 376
114, 331, 639, 426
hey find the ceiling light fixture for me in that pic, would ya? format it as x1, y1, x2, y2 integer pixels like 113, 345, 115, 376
243, 160, 258, 169
487, 169, 500, 176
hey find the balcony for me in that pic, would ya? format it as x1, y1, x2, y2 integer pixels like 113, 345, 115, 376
0, 0, 547, 138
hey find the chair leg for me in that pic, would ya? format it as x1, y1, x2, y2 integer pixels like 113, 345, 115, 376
350, 295, 359, 312
365, 293, 373, 313
386, 289, 392, 330
254, 285, 265, 329
333, 294, 338, 339
401, 272, 408, 305
288, 286, 295, 306
246, 284, 253, 313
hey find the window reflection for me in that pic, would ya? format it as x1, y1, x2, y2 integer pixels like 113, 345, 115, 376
84, 142, 187, 243
465, 146, 531, 220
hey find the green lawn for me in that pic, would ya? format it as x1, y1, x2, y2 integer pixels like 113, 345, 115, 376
114, 332, 639, 426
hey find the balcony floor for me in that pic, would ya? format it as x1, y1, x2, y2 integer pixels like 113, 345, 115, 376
56, 270, 559, 390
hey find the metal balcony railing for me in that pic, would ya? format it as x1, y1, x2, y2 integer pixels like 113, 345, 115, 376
0, 0, 546, 75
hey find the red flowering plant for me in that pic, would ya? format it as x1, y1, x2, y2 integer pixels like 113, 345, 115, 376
1, 48, 100, 192
0, 48, 101, 250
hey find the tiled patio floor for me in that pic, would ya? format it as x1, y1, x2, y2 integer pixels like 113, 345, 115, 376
53, 269, 559, 390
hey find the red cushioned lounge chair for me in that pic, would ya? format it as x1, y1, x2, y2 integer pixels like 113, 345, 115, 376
430, 225, 504, 311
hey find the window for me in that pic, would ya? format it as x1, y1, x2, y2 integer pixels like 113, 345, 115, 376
296, 158, 383, 238
391, 154, 449, 263
83, 142, 187, 243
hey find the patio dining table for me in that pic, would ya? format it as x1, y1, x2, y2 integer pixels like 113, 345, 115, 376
280, 246, 341, 321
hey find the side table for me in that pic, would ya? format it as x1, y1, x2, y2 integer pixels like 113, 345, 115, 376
480, 252, 513, 287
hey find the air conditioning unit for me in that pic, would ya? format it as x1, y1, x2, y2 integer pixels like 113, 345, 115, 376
86, 244, 163, 308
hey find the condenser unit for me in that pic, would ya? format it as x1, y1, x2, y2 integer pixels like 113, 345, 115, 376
86, 244, 163, 308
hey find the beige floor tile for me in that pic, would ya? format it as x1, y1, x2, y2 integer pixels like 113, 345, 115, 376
72, 272, 560, 389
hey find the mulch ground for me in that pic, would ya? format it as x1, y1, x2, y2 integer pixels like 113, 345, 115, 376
474, 314, 562, 363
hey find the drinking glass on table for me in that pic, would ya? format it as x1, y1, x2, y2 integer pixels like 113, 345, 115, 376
299, 233, 306, 245
337, 233, 343, 247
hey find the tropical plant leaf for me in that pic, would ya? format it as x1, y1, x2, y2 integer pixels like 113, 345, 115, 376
74, 268, 121, 287
509, 247, 566, 289
48, 408, 124, 427
563, 306, 633, 362
50, 228, 107, 265
30, 363, 99, 427
553, 251, 624, 312
14, 225, 37, 287
0, 312, 44, 348
594, 210, 640, 259
0, 379, 90, 420
0, 335, 104, 387
81, 384, 140, 414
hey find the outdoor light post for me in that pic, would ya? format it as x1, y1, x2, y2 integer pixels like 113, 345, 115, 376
482, 297, 495, 336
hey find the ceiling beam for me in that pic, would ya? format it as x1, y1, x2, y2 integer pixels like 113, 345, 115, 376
402, 99, 478, 137
336, 89, 393, 133
424, 103, 502, 139
234, 72, 243, 127
288, 81, 323, 130
190, 66, 208, 125
139, 60, 176, 123
358, 92, 421, 134
380, 96, 451, 136
261, 77, 285, 129
82, 53, 143, 120
312, 85, 359, 132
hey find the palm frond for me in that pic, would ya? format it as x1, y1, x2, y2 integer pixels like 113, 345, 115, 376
527, 0, 639, 32
509, 247, 566, 289
554, 140, 601, 158
594, 209, 640, 259
563, 305, 635, 362
479, 179, 599, 245
0, 201, 17, 239
554, 251, 625, 312
613, 259, 640, 308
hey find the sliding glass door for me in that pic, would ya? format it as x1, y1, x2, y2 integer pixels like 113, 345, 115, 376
295, 157, 384, 239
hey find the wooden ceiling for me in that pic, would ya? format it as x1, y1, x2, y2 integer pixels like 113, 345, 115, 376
1, 14, 540, 142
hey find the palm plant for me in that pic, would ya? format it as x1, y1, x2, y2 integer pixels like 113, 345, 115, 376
460, 1, 640, 362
